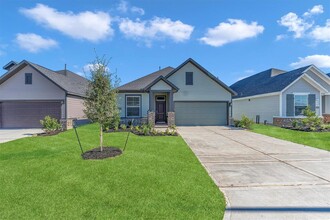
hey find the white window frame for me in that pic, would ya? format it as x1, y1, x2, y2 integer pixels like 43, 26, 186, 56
126, 95, 141, 117
294, 93, 309, 116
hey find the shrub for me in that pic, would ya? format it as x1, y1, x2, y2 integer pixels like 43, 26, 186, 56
291, 120, 299, 128
40, 116, 62, 133
302, 106, 322, 130
120, 124, 127, 131
237, 115, 254, 129
141, 124, 151, 135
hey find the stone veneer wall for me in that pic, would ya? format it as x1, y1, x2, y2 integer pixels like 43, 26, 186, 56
167, 112, 175, 126
147, 111, 155, 127
273, 117, 301, 127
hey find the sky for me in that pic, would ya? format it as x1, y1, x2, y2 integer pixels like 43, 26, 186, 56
0, 0, 330, 86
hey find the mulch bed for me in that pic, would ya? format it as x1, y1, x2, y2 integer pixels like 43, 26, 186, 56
82, 147, 122, 160
37, 131, 62, 136
282, 126, 330, 132
106, 128, 178, 136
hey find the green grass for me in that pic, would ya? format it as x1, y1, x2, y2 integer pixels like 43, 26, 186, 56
251, 124, 330, 151
0, 124, 225, 219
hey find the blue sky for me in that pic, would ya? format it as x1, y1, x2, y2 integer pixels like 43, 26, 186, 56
0, 0, 329, 85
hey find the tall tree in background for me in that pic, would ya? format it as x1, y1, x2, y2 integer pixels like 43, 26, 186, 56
84, 56, 120, 151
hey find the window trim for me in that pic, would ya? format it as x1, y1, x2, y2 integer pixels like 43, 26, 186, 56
185, 72, 193, 85
125, 95, 142, 118
25, 73, 32, 85
294, 93, 309, 116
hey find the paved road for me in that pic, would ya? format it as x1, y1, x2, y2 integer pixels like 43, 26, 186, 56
179, 126, 330, 220
0, 129, 43, 143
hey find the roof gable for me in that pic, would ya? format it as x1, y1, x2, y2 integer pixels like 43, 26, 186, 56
230, 65, 312, 98
165, 58, 236, 95
0, 60, 89, 97
144, 76, 179, 92
118, 67, 174, 92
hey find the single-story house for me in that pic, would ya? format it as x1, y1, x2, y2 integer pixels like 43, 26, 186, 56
230, 65, 330, 125
118, 58, 236, 126
0, 60, 89, 128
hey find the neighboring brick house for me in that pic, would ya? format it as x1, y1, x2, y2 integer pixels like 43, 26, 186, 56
0, 60, 89, 129
230, 65, 330, 125
118, 58, 236, 126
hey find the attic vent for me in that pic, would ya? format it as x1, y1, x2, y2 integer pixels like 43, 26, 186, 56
3, 61, 17, 71
271, 68, 286, 77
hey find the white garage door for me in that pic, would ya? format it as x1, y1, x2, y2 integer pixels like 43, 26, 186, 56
175, 101, 228, 126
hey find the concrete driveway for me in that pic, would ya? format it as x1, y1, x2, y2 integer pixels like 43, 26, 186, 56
0, 129, 43, 143
178, 126, 330, 220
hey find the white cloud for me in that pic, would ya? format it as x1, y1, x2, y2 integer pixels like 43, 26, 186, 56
16, 33, 58, 53
199, 19, 264, 47
278, 12, 312, 38
275, 34, 287, 41
290, 55, 330, 68
119, 17, 194, 45
117, 0, 128, 13
303, 5, 324, 17
20, 4, 113, 42
310, 19, 330, 42
117, 0, 144, 15
131, 6, 144, 15
83, 63, 109, 73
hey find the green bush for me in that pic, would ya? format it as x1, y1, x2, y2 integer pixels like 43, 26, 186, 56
40, 116, 62, 133
302, 106, 322, 130
291, 120, 299, 128
120, 124, 127, 131
237, 115, 254, 129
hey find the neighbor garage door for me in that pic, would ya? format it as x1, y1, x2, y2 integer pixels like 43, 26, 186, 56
1, 101, 61, 128
175, 101, 228, 126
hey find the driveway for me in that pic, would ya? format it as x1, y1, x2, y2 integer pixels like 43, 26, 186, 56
178, 126, 330, 220
0, 129, 43, 143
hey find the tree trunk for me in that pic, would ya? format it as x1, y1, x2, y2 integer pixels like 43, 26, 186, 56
100, 124, 103, 152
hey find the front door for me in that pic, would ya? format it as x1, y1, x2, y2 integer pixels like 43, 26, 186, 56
156, 96, 166, 123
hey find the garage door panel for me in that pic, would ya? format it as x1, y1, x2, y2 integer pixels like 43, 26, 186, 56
175, 102, 227, 126
1, 102, 61, 128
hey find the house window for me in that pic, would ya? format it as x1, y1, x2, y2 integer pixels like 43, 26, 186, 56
186, 72, 193, 85
126, 96, 141, 117
25, 73, 32, 84
294, 95, 308, 116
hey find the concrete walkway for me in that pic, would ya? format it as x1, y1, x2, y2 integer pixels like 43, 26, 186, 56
178, 126, 330, 220
0, 129, 42, 143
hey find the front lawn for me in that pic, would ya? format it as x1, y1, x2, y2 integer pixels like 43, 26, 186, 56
0, 124, 225, 219
251, 124, 330, 151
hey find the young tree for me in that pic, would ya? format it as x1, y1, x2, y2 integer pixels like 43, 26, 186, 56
84, 56, 120, 151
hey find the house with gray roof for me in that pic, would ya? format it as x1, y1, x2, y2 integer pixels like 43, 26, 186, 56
118, 58, 236, 126
230, 65, 330, 125
0, 60, 89, 128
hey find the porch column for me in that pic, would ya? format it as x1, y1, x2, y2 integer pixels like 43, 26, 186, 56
169, 91, 174, 111
149, 91, 154, 111
323, 95, 330, 123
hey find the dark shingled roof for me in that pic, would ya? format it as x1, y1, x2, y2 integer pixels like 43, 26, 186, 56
0, 60, 89, 97
230, 65, 312, 98
118, 66, 174, 91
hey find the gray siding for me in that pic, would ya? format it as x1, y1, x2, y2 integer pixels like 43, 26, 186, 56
150, 80, 172, 90
67, 96, 85, 119
233, 95, 280, 123
323, 95, 330, 114
167, 62, 232, 101
0, 65, 66, 101
282, 77, 321, 116
118, 93, 149, 118
305, 70, 330, 91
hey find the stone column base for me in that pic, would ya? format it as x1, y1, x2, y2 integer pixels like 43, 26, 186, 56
60, 119, 73, 130
147, 111, 155, 127
167, 112, 175, 127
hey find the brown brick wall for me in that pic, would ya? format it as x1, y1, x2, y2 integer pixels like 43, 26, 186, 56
273, 117, 301, 127
323, 114, 330, 123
